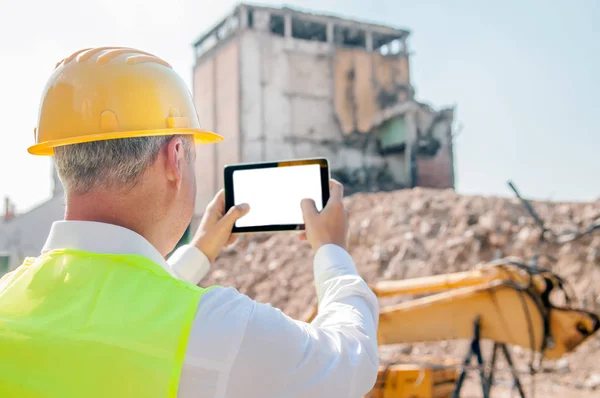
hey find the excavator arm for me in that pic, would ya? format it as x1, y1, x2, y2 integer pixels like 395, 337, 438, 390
303, 258, 600, 397
377, 280, 598, 359
306, 258, 600, 359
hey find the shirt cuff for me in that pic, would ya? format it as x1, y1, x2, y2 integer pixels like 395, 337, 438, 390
167, 244, 211, 284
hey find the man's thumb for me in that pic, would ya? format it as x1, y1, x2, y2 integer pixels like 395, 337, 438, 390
221, 203, 250, 228
301, 199, 318, 221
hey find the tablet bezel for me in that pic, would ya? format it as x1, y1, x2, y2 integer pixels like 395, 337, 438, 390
224, 158, 330, 233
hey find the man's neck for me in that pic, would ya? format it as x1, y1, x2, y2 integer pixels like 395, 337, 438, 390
64, 189, 163, 255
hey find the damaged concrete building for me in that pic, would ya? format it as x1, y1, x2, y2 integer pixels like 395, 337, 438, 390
192, 3, 456, 211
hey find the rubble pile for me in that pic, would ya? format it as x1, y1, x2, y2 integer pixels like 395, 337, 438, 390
203, 187, 600, 395
209, 187, 600, 317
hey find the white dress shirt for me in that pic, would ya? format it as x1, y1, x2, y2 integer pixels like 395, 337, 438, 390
42, 221, 380, 398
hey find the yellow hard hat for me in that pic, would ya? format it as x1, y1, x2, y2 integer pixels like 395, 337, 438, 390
29, 46, 223, 156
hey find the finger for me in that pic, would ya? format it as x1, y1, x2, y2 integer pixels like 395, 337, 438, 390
225, 234, 237, 246
328, 179, 344, 203
207, 189, 226, 216
218, 203, 250, 231
204, 191, 225, 225
300, 199, 318, 222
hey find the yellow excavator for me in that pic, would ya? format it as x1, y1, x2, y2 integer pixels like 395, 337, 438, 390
305, 257, 600, 398
304, 182, 600, 398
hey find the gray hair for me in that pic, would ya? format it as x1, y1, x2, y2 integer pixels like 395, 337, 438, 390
54, 135, 192, 194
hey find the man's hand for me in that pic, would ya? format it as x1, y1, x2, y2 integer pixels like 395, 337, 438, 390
192, 190, 250, 263
300, 179, 349, 251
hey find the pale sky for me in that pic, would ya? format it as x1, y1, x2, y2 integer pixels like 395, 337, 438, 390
1, 0, 598, 214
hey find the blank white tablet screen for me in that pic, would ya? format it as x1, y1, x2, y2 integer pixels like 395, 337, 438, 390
232, 164, 323, 227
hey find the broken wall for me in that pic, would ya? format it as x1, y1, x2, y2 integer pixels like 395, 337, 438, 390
333, 48, 412, 134
414, 106, 455, 189
238, 20, 409, 196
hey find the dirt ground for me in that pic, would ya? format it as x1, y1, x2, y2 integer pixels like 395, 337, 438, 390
203, 188, 600, 397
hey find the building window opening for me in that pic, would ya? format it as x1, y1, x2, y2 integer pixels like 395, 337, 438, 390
270, 14, 285, 36
291, 17, 327, 42
0, 253, 9, 276
374, 34, 398, 49
216, 14, 239, 40
374, 33, 405, 55
389, 39, 402, 54
247, 8, 254, 28
377, 116, 407, 155
334, 26, 366, 48
195, 33, 218, 59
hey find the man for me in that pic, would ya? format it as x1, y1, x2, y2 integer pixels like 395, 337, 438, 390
0, 47, 379, 398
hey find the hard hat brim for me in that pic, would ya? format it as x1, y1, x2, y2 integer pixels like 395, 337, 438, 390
28, 129, 223, 156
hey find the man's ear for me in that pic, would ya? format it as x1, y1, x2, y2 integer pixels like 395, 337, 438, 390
165, 136, 186, 188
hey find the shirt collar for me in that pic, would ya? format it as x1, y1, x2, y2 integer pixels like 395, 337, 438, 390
42, 220, 176, 277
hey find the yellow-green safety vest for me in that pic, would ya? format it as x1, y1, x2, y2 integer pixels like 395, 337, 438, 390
0, 249, 213, 398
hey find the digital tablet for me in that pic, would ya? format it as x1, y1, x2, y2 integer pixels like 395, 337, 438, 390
224, 158, 330, 233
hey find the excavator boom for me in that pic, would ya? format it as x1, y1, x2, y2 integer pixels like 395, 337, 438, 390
377, 280, 599, 359
304, 258, 600, 397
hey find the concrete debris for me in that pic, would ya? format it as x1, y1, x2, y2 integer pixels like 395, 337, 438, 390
542, 358, 571, 374
588, 237, 600, 264
206, 188, 600, 396
577, 373, 600, 389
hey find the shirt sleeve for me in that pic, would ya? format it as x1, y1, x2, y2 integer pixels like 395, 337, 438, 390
166, 244, 211, 284
224, 244, 380, 398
